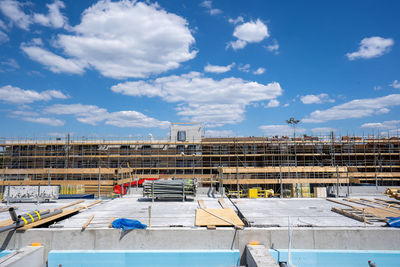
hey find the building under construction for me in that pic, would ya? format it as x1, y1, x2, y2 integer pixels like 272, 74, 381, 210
0, 123, 399, 196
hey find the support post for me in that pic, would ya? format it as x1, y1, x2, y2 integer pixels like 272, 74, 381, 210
280, 165, 283, 198
98, 167, 101, 199
336, 165, 339, 198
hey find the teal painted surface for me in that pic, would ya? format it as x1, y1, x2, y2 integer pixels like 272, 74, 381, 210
0, 250, 11, 258
269, 249, 400, 267
48, 250, 240, 267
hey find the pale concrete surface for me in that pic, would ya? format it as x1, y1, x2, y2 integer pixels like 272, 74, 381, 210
246, 244, 279, 267
0, 245, 45, 267
0, 195, 391, 229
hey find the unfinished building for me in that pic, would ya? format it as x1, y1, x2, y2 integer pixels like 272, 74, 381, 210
0, 123, 399, 196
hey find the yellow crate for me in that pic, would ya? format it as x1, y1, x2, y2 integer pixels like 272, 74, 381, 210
248, 188, 258, 198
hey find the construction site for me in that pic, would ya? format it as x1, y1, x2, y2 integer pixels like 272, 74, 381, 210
0, 123, 399, 267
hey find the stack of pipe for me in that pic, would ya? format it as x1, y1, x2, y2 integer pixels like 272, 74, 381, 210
143, 179, 197, 199
0, 207, 62, 233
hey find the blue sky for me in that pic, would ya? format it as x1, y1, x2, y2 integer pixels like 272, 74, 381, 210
0, 0, 399, 139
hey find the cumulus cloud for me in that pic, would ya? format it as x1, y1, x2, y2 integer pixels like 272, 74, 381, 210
22, 1, 196, 79
21, 44, 86, 74
264, 99, 279, 108
200, 1, 221, 15
21, 116, 64, 126
361, 120, 400, 129
0, 30, 8, 43
33, 0, 68, 29
0, 58, 19, 72
205, 129, 234, 137
253, 67, 266, 75
0, 85, 68, 104
204, 63, 235, 73
229, 19, 269, 50
259, 125, 305, 136
228, 16, 244, 24
346, 37, 394, 60
390, 80, 400, 89
0, 0, 68, 30
300, 93, 334, 104
303, 94, 400, 123
238, 63, 250, 72
45, 104, 170, 128
265, 39, 279, 54
111, 72, 282, 126
0, 0, 31, 30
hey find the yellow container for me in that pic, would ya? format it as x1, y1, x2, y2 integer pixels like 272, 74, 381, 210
248, 188, 258, 198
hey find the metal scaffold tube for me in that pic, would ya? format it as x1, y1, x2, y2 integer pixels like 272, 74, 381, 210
0, 208, 62, 233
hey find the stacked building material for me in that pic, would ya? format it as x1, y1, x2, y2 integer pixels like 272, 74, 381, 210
143, 179, 196, 201
384, 188, 400, 200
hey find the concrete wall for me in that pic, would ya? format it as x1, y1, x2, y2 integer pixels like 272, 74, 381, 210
0, 227, 399, 263
170, 124, 202, 142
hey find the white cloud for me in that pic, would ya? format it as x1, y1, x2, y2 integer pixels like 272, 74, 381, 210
204, 63, 235, 73
346, 36, 394, 60
0, 0, 31, 30
21, 44, 86, 74
0, 85, 68, 104
265, 99, 279, 108
303, 94, 400, 123
283, 103, 289, 107
253, 67, 266, 75
238, 63, 250, 72
0, 58, 19, 71
200, 1, 221, 15
390, 80, 400, 89
229, 19, 269, 50
300, 93, 334, 104
33, 0, 68, 29
0, 30, 8, 43
45, 104, 169, 128
21, 116, 64, 126
205, 129, 234, 137
265, 39, 279, 54
22, 1, 196, 79
259, 125, 305, 136
373, 85, 382, 91
361, 120, 400, 129
111, 72, 282, 126
228, 16, 244, 24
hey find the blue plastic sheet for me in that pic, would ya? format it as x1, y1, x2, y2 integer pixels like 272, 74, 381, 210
112, 218, 147, 231
386, 217, 400, 228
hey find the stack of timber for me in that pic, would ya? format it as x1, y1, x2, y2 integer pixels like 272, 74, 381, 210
328, 198, 400, 224
384, 188, 400, 200
143, 179, 197, 200
195, 199, 244, 229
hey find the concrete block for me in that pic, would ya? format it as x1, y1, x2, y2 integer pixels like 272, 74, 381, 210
246, 244, 279, 267
0, 245, 45, 267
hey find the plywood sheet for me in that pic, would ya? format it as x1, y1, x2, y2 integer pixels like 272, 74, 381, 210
195, 208, 244, 227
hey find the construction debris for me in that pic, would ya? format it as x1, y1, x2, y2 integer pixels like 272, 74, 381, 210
384, 188, 400, 200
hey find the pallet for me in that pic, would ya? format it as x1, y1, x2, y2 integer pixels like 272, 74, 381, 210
195, 200, 244, 229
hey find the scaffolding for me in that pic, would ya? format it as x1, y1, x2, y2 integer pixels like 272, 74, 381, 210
0, 132, 399, 196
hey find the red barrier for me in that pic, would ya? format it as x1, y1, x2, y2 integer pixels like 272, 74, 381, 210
113, 178, 158, 195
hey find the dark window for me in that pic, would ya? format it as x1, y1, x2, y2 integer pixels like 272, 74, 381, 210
177, 131, 186, 141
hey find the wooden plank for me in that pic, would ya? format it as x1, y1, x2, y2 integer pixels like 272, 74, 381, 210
344, 199, 400, 216
57, 200, 84, 210
81, 215, 94, 230
331, 207, 373, 224
218, 198, 229, 209
222, 166, 348, 174
108, 217, 115, 228
85, 200, 102, 208
197, 200, 206, 209
326, 198, 356, 208
206, 225, 216, 230
195, 208, 244, 228
19, 208, 81, 230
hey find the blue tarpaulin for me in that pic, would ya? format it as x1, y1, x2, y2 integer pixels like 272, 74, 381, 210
386, 217, 400, 228
112, 218, 147, 231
